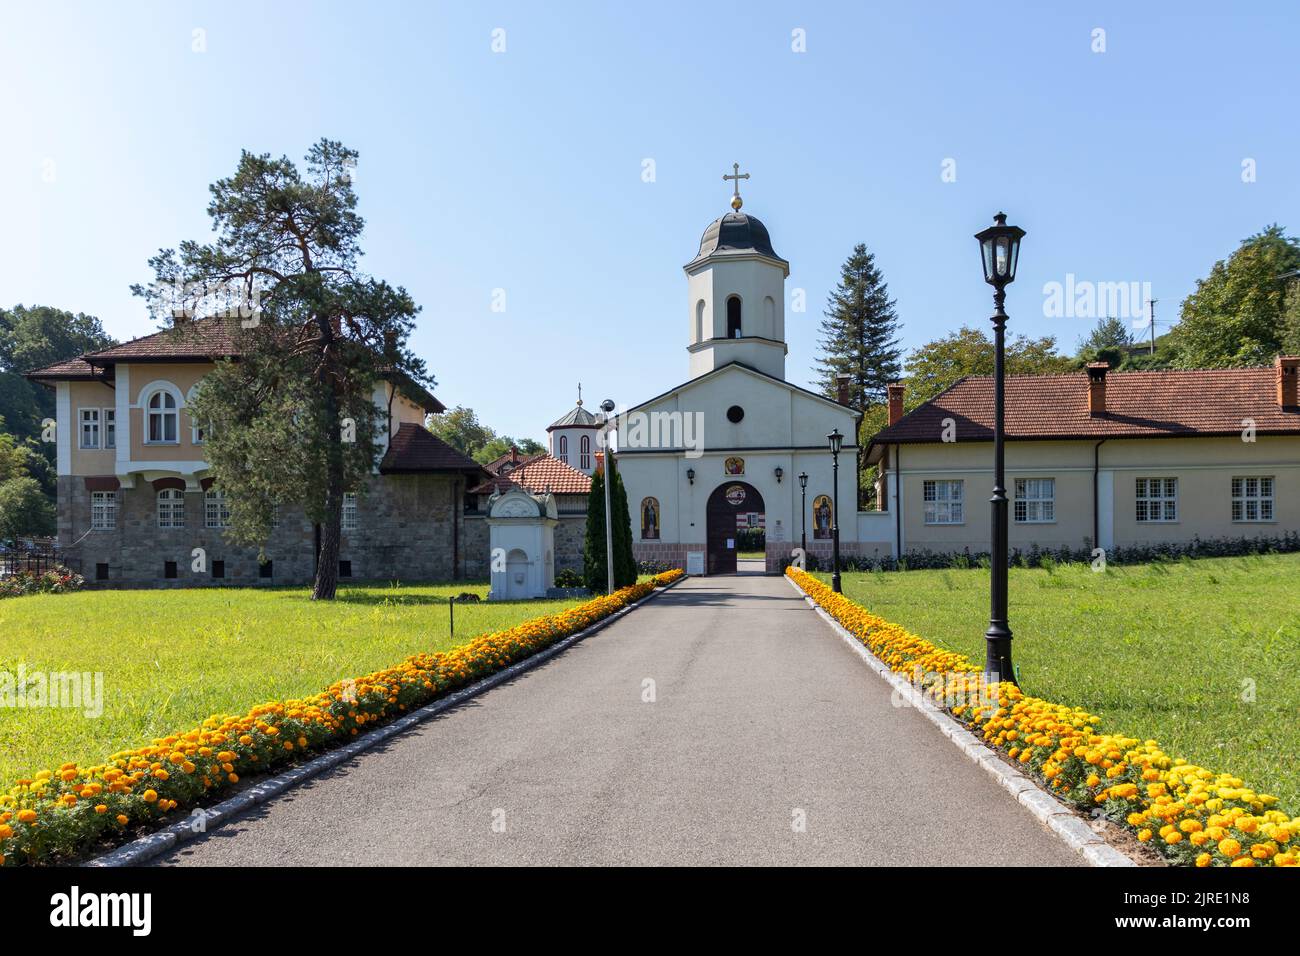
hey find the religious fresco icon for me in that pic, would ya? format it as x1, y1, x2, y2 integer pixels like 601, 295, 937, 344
812, 494, 833, 539
724, 456, 744, 476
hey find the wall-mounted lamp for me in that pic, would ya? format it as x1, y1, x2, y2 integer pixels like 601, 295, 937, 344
686, 467, 695, 486
774, 466, 784, 484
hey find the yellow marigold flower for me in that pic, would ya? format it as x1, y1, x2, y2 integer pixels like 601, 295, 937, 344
1164, 831, 1183, 844
1230, 857, 1255, 867
1251, 842, 1276, 859
0, 823, 12, 839
60, 769, 78, 782
116, 814, 129, 825
1195, 853, 1212, 867
1179, 819, 1202, 833
1218, 838, 1242, 858
94, 804, 108, 814
1137, 829, 1153, 842
142, 789, 158, 804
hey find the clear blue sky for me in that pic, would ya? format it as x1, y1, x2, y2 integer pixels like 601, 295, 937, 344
3, 1, 1296, 441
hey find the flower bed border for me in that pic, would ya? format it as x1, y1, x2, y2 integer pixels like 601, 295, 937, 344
1, 571, 684, 867
786, 568, 1299, 869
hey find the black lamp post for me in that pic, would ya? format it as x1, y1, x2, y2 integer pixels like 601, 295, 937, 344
599, 398, 617, 595
974, 212, 1025, 685
828, 429, 844, 592
798, 471, 808, 555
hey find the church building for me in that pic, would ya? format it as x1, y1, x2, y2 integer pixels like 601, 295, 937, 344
614, 171, 893, 574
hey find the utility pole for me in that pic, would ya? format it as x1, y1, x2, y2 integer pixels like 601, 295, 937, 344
1147, 299, 1157, 355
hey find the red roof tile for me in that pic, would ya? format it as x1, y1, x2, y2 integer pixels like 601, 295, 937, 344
469, 453, 592, 495
870, 365, 1300, 451
26, 357, 109, 381
379, 424, 485, 475
82, 317, 241, 363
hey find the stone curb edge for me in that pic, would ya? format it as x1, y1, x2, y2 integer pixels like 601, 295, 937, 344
85, 576, 686, 868
784, 574, 1137, 868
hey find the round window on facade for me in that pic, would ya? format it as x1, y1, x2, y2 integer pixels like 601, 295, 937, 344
726, 405, 744, 423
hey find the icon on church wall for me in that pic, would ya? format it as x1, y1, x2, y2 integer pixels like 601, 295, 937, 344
641, 496, 660, 540
724, 484, 747, 506
724, 456, 744, 476
812, 495, 833, 539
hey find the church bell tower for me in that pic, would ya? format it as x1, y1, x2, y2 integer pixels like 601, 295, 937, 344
684, 164, 790, 381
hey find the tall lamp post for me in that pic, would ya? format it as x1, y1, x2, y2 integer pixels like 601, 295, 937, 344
974, 212, 1025, 685
827, 429, 844, 592
798, 471, 808, 556
600, 398, 617, 595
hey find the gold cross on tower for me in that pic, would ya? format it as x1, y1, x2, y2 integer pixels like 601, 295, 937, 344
723, 162, 750, 211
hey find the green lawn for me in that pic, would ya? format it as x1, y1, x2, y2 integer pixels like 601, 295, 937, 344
0, 582, 583, 783
817, 553, 1300, 808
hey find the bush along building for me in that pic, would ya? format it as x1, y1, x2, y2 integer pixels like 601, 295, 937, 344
26, 318, 487, 587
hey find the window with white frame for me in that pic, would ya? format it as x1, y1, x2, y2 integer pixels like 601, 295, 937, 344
103, 408, 115, 449
580, 434, 591, 470
922, 479, 964, 524
1135, 477, 1177, 522
147, 389, 179, 443
342, 492, 358, 532
204, 488, 230, 528
1014, 478, 1055, 523
1231, 476, 1274, 522
157, 488, 185, 528
91, 490, 117, 530
557, 435, 568, 465
79, 408, 100, 449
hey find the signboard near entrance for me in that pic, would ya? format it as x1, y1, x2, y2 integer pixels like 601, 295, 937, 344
686, 551, 704, 575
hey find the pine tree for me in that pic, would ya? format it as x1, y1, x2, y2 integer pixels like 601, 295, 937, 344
814, 243, 902, 408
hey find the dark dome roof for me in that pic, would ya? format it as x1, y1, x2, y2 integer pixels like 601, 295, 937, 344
688, 211, 786, 267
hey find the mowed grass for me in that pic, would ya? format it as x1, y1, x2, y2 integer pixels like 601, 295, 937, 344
0, 582, 583, 783
818, 553, 1300, 808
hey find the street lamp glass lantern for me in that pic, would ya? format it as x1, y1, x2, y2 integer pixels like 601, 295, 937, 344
798, 471, 808, 490
827, 428, 844, 455
975, 212, 1025, 287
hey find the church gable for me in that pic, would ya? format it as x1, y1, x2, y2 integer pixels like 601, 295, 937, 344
624, 363, 858, 451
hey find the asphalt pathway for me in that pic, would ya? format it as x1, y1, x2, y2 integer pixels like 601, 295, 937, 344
157, 572, 1079, 866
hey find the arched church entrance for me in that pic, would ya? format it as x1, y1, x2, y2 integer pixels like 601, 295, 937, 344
706, 481, 765, 575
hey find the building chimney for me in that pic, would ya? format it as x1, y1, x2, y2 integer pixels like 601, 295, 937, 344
1086, 362, 1109, 416
1277, 356, 1300, 409
836, 373, 852, 407
886, 382, 905, 426
509, 444, 519, 464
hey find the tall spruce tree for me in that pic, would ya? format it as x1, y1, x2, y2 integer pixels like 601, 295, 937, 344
814, 243, 902, 408
133, 140, 428, 600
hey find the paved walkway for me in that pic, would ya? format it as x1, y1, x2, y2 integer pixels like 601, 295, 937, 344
157, 574, 1079, 866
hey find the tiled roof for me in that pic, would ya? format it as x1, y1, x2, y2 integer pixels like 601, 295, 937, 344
379, 424, 486, 475
26, 317, 445, 412
869, 366, 1300, 450
469, 453, 592, 495
25, 357, 109, 381
82, 317, 241, 363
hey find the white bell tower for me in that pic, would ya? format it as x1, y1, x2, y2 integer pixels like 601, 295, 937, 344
685, 164, 790, 381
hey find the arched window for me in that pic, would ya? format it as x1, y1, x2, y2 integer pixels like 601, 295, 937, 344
558, 435, 569, 464
147, 389, 179, 443
763, 295, 776, 333
157, 488, 185, 529
726, 296, 742, 338
579, 435, 591, 470
641, 497, 660, 540
204, 488, 230, 529
695, 299, 706, 341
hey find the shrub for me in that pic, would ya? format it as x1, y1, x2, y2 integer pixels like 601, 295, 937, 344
553, 568, 583, 588
0, 567, 84, 600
